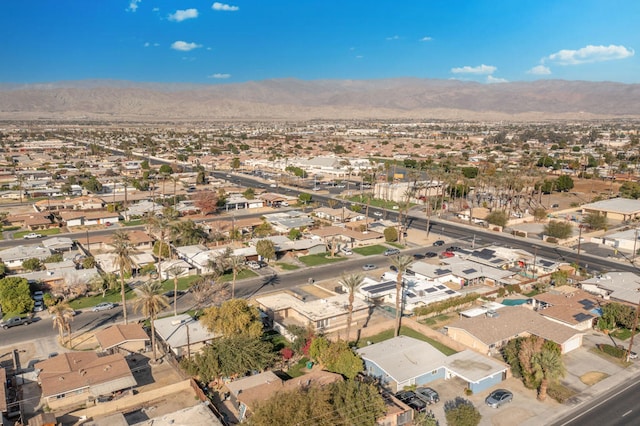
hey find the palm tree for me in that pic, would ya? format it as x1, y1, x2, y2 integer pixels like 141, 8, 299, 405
390, 255, 414, 337
133, 281, 170, 363
338, 273, 364, 342
111, 230, 134, 324
532, 347, 566, 401
227, 255, 246, 298
51, 302, 75, 347
166, 265, 185, 316
146, 210, 176, 286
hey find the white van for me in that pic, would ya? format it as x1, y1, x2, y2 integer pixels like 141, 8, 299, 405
341, 247, 353, 255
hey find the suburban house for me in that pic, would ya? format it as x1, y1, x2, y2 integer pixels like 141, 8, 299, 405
258, 192, 290, 207
256, 291, 370, 335
309, 225, 385, 248
33, 195, 105, 212
16, 264, 100, 298
314, 207, 365, 223
581, 198, 640, 222
83, 230, 154, 254
5, 212, 53, 230
153, 314, 220, 358
41, 237, 75, 252
225, 370, 343, 422
363, 275, 462, 313
250, 235, 327, 257
445, 306, 584, 354
122, 200, 163, 220
0, 245, 52, 270
34, 352, 136, 410
58, 210, 120, 228
409, 259, 520, 288
580, 272, 640, 305
529, 287, 602, 331
224, 194, 264, 210
357, 336, 509, 393
95, 324, 150, 355
262, 211, 314, 233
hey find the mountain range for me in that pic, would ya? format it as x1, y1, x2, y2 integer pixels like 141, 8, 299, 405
0, 78, 639, 121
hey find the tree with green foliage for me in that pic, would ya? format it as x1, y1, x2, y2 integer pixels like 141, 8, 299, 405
308, 337, 363, 379
134, 281, 169, 362
82, 256, 97, 269
183, 335, 275, 384
196, 170, 206, 185
200, 298, 263, 338
248, 383, 334, 426
536, 156, 555, 168
0, 277, 33, 314
544, 220, 573, 239
22, 257, 43, 271
533, 207, 547, 222
384, 226, 398, 242
460, 167, 479, 179
159, 164, 173, 175
413, 411, 439, 426
532, 345, 566, 401
330, 379, 386, 425
288, 228, 302, 240
230, 157, 241, 169
555, 175, 574, 192
243, 187, 256, 199
44, 253, 64, 264
619, 181, 640, 199
298, 192, 312, 205
485, 210, 508, 227
391, 255, 414, 336
0, 262, 6, 278
82, 175, 103, 193
582, 213, 608, 230
550, 270, 569, 287
51, 301, 75, 347
444, 397, 481, 426
256, 239, 276, 262
339, 273, 364, 341
110, 230, 134, 324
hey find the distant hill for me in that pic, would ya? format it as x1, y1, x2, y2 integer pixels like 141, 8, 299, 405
0, 78, 639, 121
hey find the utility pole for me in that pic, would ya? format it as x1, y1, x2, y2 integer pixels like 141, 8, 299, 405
627, 291, 640, 362
633, 228, 639, 263
576, 225, 584, 272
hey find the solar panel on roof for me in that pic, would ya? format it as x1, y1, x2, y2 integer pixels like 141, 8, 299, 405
573, 313, 594, 322
435, 268, 452, 275
578, 299, 595, 310
445, 290, 456, 294
491, 259, 503, 264
362, 281, 396, 293
425, 287, 437, 293
436, 285, 446, 290
462, 268, 477, 274
540, 260, 554, 267
476, 249, 495, 259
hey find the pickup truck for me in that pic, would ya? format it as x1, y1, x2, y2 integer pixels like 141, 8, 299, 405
1, 316, 33, 329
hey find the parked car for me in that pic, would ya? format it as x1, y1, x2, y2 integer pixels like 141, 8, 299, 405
362, 264, 376, 271
33, 300, 45, 312
164, 290, 185, 298
395, 390, 428, 413
433, 240, 445, 246
447, 246, 462, 252
341, 247, 353, 255
280, 201, 289, 207
415, 387, 440, 405
424, 252, 437, 258
413, 253, 425, 260
440, 251, 455, 258
23, 233, 42, 239
104, 221, 112, 227
1, 316, 32, 329
32, 291, 45, 301
617, 345, 638, 359
92, 302, 115, 312
485, 389, 513, 408
384, 248, 400, 256
389, 265, 398, 272
373, 211, 383, 217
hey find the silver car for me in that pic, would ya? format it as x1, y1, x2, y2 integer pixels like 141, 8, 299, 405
485, 389, 513, 408
92, 302, 115, 312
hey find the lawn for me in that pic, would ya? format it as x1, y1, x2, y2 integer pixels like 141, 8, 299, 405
357, 326, 457, 356
122, 219, 145, 226
298, 253, 347, 267
159, 275, 201, 291
13, 228, 61, 239
220, 269, 258, 282
68, 287, 136, 310
276, 262, 300, 271
353, 245, 387, 256
611, 328, 632, 341
287, 357, 310, 378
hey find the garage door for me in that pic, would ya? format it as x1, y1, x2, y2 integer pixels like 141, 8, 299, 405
562, 334, 582, 354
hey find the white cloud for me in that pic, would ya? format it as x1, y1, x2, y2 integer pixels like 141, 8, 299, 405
420, 36, 432, 42
127, 0, 141, 12
208, 73, 231, 79
171, 41, 201, 51
547, 44, 634, 65
144, 42, 150, 47
152, 7, 159, 12
527, 65, 551, 75
169, 8, 198, 22
451, 64, 496, 75
487, 75, 508, 83
386, 35, 400, 41
212, 2, 239, 12
356, 55, 363, 59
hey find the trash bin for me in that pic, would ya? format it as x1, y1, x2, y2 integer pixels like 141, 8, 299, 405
306, 361, 314, 369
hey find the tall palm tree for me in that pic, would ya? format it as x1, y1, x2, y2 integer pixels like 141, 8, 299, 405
133, 281, 169, 363
111, 230, 134, 324
338, 273, 364, 342
532, 347, 566, 401
146, 210, 176, 286
390, 255, 414, 337
51, 302, 75, 347
227, 255, 246, 299
166, 265, 185, 316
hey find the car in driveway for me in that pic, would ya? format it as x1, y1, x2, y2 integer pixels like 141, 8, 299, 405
415, 387, 440, 405
433, 240, 445, 246
362, 264, 376, 271
617, 344, 638, 359
447, 246, 462, 252
424, 251, 437, 258
33, 300, 45, 312
395, 390, 428, 413
23, 233, 42, 239
485, 389, 513, 408
439, 251, 455, 258
413, 253, 425, 260
92, 302, 115, 312
384, 248, 400, 256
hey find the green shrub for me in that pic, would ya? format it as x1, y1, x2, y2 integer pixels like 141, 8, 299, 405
414, 293, 480, 317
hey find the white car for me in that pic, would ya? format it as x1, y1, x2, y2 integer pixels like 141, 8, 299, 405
23, 233, 42, 239
373, 211, 383, 217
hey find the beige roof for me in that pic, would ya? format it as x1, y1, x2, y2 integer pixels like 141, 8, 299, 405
311, 225, 383, 241
0, 368, 6, 412
533, 288, 600, 326
95, 324, 149, 350
446, 306, 581, 347
35, 352, 135, 398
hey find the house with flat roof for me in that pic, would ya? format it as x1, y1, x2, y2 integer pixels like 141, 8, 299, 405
0, 245, 52, 270
34, 352, 136, 410
309, 225, 385, 248
580, 272, 640, 305
357, 336, 508, 393
581, 198, 640, 222
446, 306, 583, 354
153, 314, 220, 358
262, 210, 314, 233
256, 291, 370, 335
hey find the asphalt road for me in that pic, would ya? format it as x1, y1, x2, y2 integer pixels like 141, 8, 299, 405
552, 375, 640, 426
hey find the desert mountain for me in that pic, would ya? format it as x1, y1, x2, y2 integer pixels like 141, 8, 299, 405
0, 78, 639, 121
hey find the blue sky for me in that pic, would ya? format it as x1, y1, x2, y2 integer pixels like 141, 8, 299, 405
1, 0, 638, 84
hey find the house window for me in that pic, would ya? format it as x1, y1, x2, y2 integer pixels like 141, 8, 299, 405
316, 318, 329, 329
